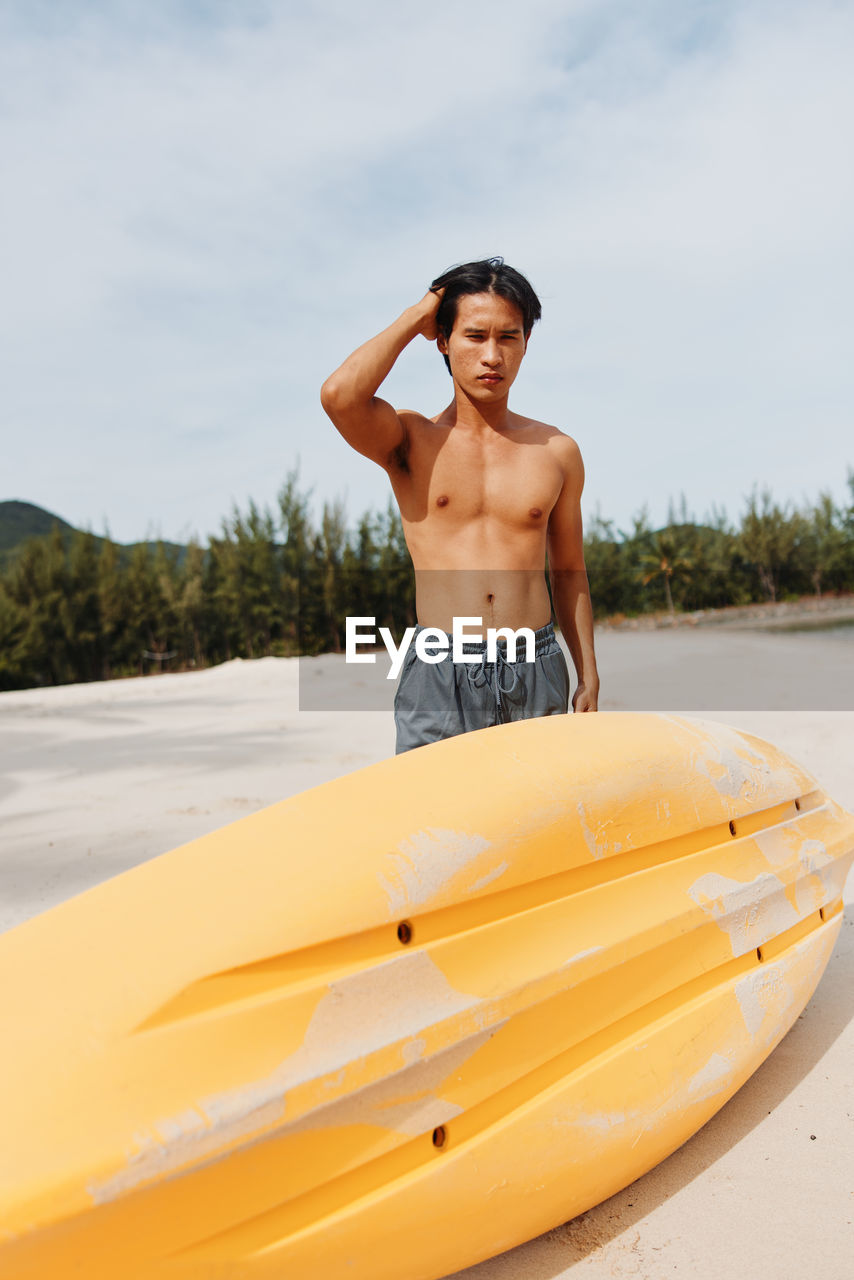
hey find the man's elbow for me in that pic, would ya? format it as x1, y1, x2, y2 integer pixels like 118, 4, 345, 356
321, 377, 368, 428
320, 376, 343, 417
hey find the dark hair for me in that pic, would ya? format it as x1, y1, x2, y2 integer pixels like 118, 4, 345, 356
430, 256, 541, 374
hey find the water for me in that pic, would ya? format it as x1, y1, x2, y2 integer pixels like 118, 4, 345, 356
770, 618, 854, 638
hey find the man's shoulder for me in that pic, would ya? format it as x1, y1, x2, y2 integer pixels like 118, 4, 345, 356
397, 408, 450, 430
547, 427, 583, 463
514, 415, 582, 461
393, 408, 446, 441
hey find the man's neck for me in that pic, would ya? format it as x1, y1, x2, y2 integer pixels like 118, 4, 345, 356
441, 387, 514, 433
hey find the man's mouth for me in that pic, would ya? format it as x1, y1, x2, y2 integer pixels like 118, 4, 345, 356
478, 374, 503, 383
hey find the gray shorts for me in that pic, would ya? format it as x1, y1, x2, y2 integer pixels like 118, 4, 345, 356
394, 621, 570, 754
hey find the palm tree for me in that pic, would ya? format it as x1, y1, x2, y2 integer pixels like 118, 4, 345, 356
638, 529, 694, 617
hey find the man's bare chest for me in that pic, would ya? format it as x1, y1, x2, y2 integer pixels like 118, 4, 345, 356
393, 429, 565, 527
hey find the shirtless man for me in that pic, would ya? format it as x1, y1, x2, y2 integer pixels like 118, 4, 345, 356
321, 257, 599, 752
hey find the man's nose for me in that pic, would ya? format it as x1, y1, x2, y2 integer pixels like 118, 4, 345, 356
481, 342, 501, 366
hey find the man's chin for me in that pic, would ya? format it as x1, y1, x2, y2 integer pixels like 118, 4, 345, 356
469, 379, 509, 398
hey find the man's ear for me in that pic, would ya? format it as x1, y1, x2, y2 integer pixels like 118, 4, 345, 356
437, 329, 449, 355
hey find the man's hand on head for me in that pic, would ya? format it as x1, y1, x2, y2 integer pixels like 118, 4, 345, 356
415, 287, 444, 341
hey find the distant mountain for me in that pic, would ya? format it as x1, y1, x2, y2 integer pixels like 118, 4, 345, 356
0, 500, 186, 567
0, 500, 77, 555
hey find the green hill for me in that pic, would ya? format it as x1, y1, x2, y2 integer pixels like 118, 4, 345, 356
0, 500, 186, 567
0, 500, 77, 555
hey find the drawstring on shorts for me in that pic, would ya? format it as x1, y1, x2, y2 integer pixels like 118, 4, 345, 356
464, 645, 522, 723
395, 621, 568, 754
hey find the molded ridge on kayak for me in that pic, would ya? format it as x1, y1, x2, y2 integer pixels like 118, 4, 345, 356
0, 713, 852, 1280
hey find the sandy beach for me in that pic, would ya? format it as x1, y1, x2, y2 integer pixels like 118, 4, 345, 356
1, 624, 852, 1279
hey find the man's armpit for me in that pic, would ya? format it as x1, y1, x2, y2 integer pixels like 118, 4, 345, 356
387, 433, 409, 474
386, 412, 417, 474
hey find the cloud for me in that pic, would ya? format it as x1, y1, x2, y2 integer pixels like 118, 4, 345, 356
1, 0, 852, 540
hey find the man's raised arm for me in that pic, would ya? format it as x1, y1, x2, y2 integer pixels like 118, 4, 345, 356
320, 288, 443, 469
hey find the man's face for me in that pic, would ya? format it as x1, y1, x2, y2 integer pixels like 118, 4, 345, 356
438, 292, 528, 400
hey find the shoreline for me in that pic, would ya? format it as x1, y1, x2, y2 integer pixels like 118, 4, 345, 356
597, 591, 854, 632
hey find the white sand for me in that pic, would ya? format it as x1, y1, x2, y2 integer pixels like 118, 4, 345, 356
1, 628, 852, 1278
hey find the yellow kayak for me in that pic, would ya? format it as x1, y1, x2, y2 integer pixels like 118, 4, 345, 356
1, 713, 851, 1279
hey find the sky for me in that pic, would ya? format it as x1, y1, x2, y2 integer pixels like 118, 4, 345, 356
2, 0, 853, 544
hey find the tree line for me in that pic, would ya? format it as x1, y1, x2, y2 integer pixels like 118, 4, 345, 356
0, 470, 851, 691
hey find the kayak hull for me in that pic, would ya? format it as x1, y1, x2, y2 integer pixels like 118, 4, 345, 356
1, 713, 851, 1279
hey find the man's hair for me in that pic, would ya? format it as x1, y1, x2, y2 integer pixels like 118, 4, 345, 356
430, 256, 542, 374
